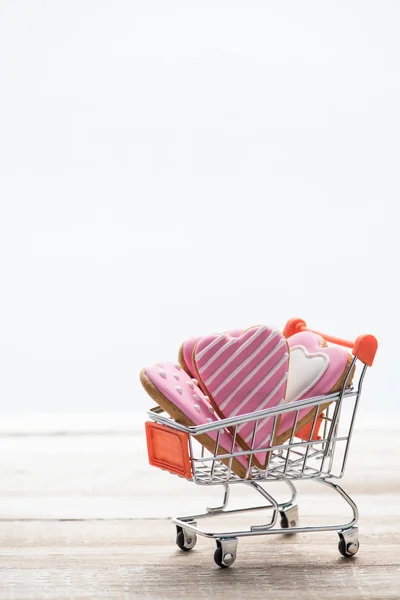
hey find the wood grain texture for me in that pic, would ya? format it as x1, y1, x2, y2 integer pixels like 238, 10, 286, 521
0, 416, 399, 599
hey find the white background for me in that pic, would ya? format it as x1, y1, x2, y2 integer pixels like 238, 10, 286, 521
0, 1, 398, 415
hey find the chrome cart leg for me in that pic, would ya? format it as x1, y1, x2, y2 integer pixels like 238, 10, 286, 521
206, 483, 230, 514
317, 478, 359, 528
279, 480, 299, 529
283, 480, 298, 505
244, 481, 280, 531
280, 504, 299, 529
338, 526, 359, 557
176, 521, 197, 551
214, 538, 238, 568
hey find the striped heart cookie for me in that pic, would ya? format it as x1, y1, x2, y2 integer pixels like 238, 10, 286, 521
193, 326, 289, 467
276, 331, 355, 444
178, 329, 244, 378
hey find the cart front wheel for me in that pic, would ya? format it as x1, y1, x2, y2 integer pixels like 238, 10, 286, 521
214, 538, 238, 568
214, 546, 230, 568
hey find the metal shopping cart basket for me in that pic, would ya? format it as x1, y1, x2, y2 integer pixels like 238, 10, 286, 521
145, 318, 378, 568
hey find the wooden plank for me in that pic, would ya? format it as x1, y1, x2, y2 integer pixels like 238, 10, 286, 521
1, 519, 400, 599
0, 419, 399, 598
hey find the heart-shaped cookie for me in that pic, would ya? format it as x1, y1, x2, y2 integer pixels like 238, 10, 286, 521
193, 326, 289, 467
276, 331, 355, 444
140, 362, 249, 478
179, 329, 244, 378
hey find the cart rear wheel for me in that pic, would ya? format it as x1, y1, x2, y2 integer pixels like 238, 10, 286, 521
338, 537, 359, 557
280, 504, 299, 529
280, 514, 289, 528
176, 527, 197, 551
338, 527, 359, 557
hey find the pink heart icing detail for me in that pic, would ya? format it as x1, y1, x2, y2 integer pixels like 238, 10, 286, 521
194, 326, 289, 466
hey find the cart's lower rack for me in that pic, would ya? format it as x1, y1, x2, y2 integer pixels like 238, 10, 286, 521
147, 383, 363, 567
173, 477, 360, 567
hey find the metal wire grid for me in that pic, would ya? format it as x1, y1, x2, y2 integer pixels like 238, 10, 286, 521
149, 358, 367, 486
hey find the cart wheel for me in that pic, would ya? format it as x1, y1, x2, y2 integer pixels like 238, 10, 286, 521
214, 539, 238, 568
214, 546, 230, 568
176, 526, 197, 551
280, 504, 299, 529
280, 514, 289, 528
338, 527, 359, 557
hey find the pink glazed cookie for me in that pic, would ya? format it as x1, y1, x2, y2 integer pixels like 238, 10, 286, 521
193, 326, 289, 467
178, 329, 244, 378
276, 331, 355, 444
140, 362, 249, 478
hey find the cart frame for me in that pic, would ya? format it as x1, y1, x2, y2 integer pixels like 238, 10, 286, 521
145, 319, 377, 567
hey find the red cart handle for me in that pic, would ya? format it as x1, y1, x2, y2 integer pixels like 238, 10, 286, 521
282, 318, 378, 367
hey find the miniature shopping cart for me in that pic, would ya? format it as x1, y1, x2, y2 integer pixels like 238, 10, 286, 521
145, 318, 378, 568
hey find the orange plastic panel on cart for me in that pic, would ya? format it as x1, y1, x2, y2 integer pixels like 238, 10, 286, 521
145, 421, 192, 479
296, 414, 324, 442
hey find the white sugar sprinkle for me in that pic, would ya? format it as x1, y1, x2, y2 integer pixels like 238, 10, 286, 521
159, 370, 167, 379
192, 378, 198, 385
173, 373, 179, 380
175, 364, 182, 370
175, 386, 183, 394
193, 404, 200, 411
187, 382, 194, 389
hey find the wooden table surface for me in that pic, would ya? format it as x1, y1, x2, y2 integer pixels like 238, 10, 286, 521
1, 415, 399, 599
